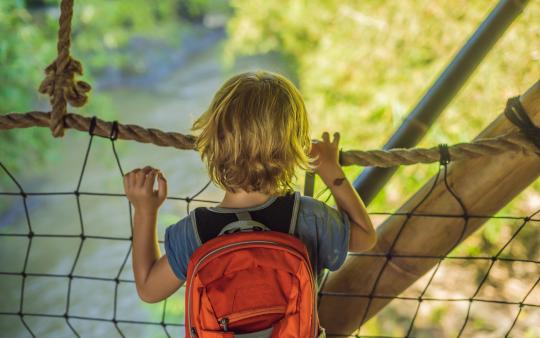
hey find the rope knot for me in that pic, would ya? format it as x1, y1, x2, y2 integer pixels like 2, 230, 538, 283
39, 57, 91, 107
504, 96, 540, 153
39, 56, 91, 136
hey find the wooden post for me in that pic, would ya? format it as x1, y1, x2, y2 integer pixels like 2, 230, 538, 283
318, 81, 540, 336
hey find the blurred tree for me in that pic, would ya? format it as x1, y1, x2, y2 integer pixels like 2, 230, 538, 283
0, 0, 56, 190
0, 0, 226, 189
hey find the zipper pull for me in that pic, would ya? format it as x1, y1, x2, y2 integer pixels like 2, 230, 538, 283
220, 317, 229, 331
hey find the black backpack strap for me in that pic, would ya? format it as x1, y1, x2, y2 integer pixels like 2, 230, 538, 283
218, 218, 271, 236
288, 191, 300, 235
190, 209, 203, 246
193, 191, 300, 244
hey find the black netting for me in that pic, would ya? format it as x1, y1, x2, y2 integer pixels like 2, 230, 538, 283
1, 126, 538, 338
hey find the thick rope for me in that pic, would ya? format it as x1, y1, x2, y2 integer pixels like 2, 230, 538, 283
1, 110, 538, 167
0, 111, 197, 150
38, 0, 91, 138
339, 132, 535, 167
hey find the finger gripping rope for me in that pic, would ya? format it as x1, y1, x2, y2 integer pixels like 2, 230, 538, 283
504, 96, 540, 153
38, 0, 91, 138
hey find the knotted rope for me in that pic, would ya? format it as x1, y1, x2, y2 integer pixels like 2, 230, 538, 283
505, 96, 540, 153
5, 0, 540, 167
38, 0, 91, 137
0, 104, 538, 167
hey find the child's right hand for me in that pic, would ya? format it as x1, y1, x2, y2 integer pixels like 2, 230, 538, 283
309, 131, 341, 175
123, 166, 167, 212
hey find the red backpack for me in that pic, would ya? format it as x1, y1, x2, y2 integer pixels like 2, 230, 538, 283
184, 191, 324, 337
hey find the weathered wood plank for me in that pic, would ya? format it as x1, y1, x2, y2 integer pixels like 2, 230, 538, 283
319, 81, 540, 336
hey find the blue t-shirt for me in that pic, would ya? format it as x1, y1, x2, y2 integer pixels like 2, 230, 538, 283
164, 191, 351, 283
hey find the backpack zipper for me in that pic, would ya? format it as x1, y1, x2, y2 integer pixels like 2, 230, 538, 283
187, 240, 318, 338
220, 318, 229, 332
218, 305, 287, 330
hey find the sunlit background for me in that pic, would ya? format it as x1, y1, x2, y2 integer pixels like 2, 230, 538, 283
1, 0, 539, 337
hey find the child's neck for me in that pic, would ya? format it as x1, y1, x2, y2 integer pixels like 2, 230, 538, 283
218, 189, 275, 209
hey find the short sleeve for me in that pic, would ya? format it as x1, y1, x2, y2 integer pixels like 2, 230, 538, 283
316, 200, 351, 271
164, 216, 198, 281
297, 196, 351, 273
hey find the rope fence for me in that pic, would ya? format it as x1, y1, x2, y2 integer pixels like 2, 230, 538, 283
0, 115, 538, 337
1, 96, 539, 168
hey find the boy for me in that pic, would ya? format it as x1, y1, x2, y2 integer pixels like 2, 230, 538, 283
123, 70, 376, 306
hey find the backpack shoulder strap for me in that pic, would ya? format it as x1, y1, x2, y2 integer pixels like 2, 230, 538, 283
189, 208, 203, 246
288, 190, 301, 236
217, 211, 271, 236
193, 191, 301, 244
192, 207, 237, 244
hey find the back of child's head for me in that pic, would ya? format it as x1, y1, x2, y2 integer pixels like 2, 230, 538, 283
192, 70, 314, 196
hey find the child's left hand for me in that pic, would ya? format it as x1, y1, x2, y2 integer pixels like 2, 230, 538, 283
123, 166, 167, 212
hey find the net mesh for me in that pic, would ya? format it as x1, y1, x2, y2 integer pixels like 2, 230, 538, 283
0, 126, 539, 337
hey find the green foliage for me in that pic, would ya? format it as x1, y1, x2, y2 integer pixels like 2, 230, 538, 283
70, 0, 182, 71
0, 1, 55, 188
471, 316, 495, 332
0, 0, 198, 189
429, 304, 447, 325
224, 0, 540, 211
180, 0, 231, 19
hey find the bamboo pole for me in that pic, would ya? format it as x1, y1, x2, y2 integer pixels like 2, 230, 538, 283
318, 81, 540, 336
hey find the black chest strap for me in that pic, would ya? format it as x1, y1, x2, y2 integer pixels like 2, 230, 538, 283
191, 191, 301, 245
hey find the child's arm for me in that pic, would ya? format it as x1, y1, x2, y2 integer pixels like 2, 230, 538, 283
310, 132, 377, 252
124, 166, 183, 303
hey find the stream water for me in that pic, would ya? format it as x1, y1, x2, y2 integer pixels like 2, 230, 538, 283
0, 27, 294, 338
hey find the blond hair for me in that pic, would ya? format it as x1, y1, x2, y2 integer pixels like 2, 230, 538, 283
192, 70, 314, 196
